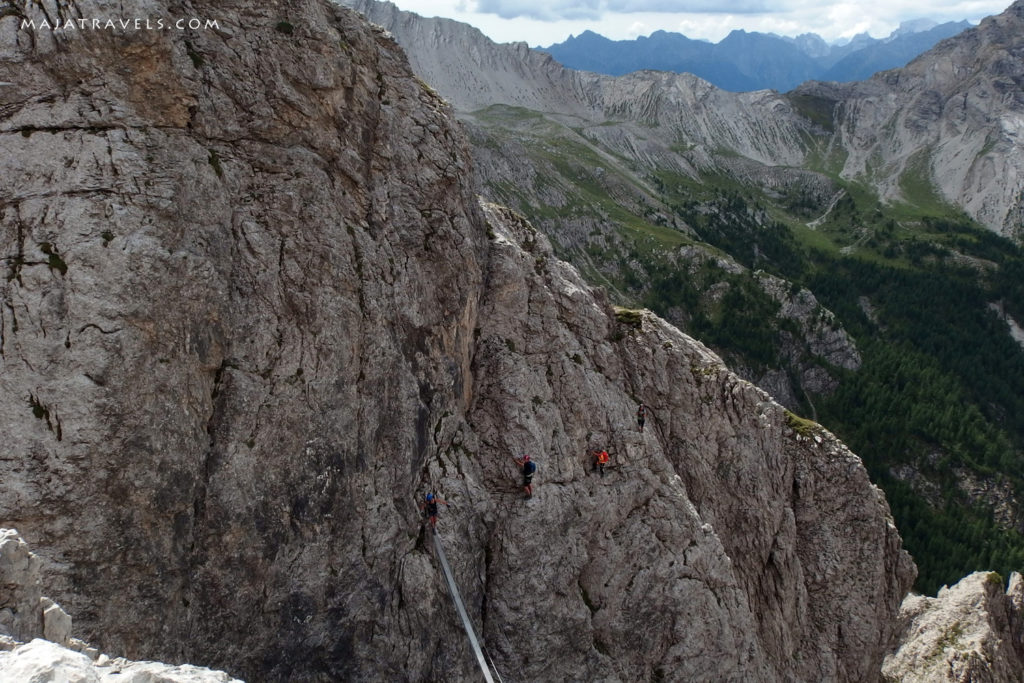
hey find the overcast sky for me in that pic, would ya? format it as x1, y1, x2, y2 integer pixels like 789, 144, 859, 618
386, 0, 1011, 46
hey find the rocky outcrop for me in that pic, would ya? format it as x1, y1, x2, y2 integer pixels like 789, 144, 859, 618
1, 641, 240, 683
755, 271, 861, 400
883, 571, 1024, 682
1, 0, 914, 680
0, 528, 71, 647
1, 529, 239, 682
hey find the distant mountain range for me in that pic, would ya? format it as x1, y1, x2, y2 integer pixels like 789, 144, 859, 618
540, 21, 973, 92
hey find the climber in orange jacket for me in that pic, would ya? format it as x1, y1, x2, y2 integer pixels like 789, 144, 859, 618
591, 449, 610, 478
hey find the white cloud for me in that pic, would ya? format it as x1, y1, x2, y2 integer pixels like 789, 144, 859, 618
388, 0, 1011, 44
476, 0, 602, 21
626, 20, 651, 37
474, 0, 772, 20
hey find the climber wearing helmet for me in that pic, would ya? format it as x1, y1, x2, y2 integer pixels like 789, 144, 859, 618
421, 492, 449, 531
511, 454, 536, 498
592, 449, 610, 478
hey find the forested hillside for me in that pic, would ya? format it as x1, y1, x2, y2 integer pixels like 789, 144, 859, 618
641, 173, 1024, 594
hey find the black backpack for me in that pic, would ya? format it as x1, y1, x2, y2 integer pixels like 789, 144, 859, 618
525, 460, 536, 475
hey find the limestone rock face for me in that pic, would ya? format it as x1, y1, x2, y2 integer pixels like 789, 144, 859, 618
2, 0, 486, 676
1, 0, 915, 681
883, 571, 1024, 682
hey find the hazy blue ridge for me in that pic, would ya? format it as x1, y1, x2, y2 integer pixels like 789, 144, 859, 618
541, 21, 972, 92
823, 21, 973, 81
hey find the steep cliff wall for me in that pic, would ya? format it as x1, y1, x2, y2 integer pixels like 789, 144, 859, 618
2, 0, 486, 676
465, 204, 913, 681
1, 0, 913, 680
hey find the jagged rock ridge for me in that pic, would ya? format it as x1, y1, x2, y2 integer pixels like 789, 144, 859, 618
1, 0, 915, 680
344, 0, 812, 168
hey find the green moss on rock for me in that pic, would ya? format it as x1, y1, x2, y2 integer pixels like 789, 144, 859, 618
613, 306, 644, 330
785, 410, 821, 437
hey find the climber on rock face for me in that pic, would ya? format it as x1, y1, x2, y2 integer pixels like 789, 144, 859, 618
421, 492, 449, 531
512, 454, 536, 498
637, 403, 647, 433
591, 449, 610, 477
